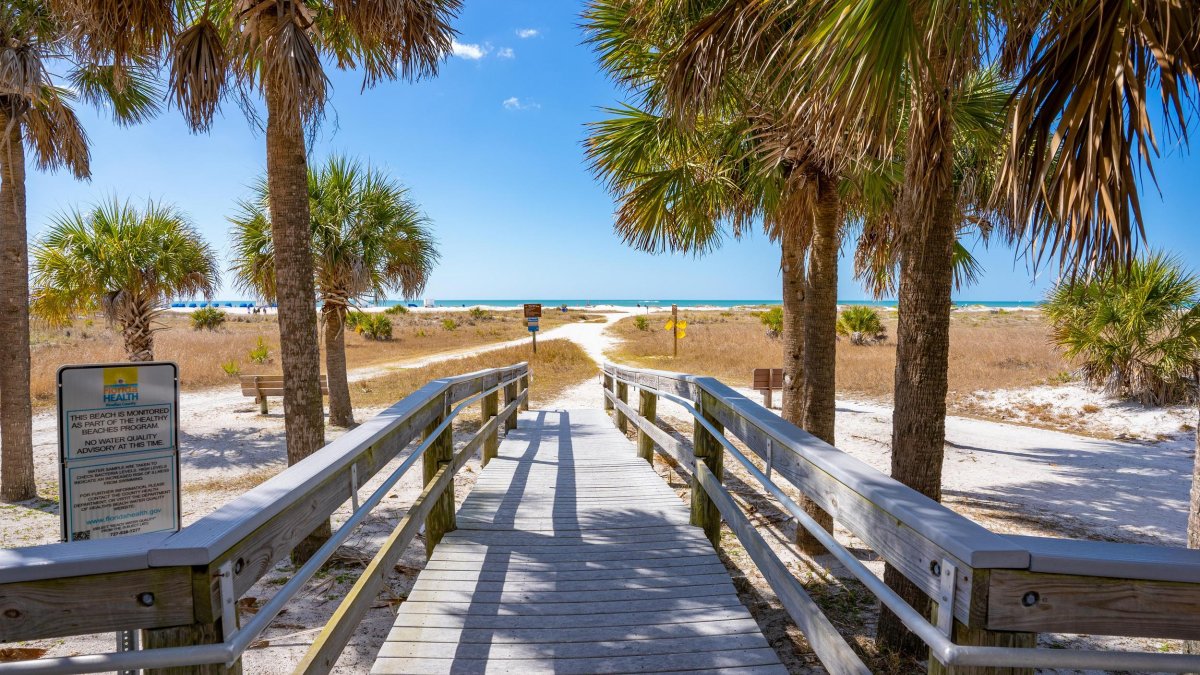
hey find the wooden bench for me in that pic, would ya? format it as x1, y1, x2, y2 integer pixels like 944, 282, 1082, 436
752, 367, 783, 408
240, 374, 329, 414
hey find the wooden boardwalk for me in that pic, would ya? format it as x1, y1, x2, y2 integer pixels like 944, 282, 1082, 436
373, 408, 787, 674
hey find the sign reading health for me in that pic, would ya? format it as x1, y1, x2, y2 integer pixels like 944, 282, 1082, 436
57, 362, 181, 542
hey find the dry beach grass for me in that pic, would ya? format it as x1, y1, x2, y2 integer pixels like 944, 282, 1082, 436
27, 309, 586, 408
607, 308, 1068, 407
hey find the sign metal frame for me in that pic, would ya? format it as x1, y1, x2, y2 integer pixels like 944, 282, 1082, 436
56, 361, 182, 543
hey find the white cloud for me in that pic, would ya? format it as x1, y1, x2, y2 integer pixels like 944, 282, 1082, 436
516, 28, 539, 38
452, 40, 487, 60
497, 47, 515, 59
502, 97, 540, 111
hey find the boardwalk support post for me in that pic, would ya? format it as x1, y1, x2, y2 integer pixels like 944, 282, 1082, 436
482, 388, 499, 466
637, 389, 657, 463
615, 381, 629, 434
503, 378, 519, 433
691, 391, 724, 547
422, 396, 457, 556
602, 373, 614, 411
143, 620, 240, 675
519, 374, 530, 411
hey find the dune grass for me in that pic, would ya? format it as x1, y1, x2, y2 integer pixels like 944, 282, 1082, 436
28, 309, 587, 408
350, 339, 597, 411
607, 309, 1068, 405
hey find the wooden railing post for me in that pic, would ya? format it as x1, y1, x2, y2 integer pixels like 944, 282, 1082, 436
928, 619, 1035, 675
691, 391, 724, 547
144, 569, 241, 675
519, 373, 530, 411
422, 396, 456, 556
603, 372, 614, 411
503, 377, 519, 432
615, 381, 629, 433
481, 388, 499, 467
637, 389, 657, 464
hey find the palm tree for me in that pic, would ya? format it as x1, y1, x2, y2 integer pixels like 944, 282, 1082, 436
583, 0, 842, 554
230, 156, 439, 428
48, 2, 461, 550
31, 199, 219, 361
0, 0, 159, 501
659, 0, 1198, 656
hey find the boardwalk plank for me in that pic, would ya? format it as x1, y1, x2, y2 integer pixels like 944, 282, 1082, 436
372, 408, 784, 674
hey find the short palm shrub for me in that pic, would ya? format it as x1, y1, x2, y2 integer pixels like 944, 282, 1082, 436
346, 310, 367, 332
384, 304, 409, 315
249, 337, 270, 364
468, 307, 489, 321
442, 318, 458, 332
191, 307, 226, 331
759, 307, 783, 338
359, 314, 393, 341
1044, 253, 1200, 405
837, 306, 887, 345
633, 315, 650, 331
221, 360, 240, 377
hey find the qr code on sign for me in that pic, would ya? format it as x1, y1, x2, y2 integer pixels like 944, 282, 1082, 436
72, 531, 90, 540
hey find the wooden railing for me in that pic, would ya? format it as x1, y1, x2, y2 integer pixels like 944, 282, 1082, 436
602, 362, 1200, 674
0, 363, 530, 674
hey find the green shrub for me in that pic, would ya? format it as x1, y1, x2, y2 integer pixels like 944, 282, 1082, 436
468, 307, 489, 320
249, 336, 270, 364
633, 315, 649, 331
442, 318, 458, 331
836, 306, 887, 345
1044, 253, 1200, 405
191, 307, 226, 331
759, 307, 783, 338
220, 360, 240, 377
346, 310, 367, 332
384, 304, 409, 315
359, 314, 393, 341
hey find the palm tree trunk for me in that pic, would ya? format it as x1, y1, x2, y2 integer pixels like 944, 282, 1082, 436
265, 76, 328, 562
323, 305, 354, 428
122, 298, 157, 362
877, 69, 960, 658
1187, 373, 1199, 658
0, 108, 35, 502
780, 212, 805, 423
797, 172, 839, 555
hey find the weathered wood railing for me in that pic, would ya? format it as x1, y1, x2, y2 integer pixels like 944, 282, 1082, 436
0, 363, 530, 674
602, 362, 1200, 674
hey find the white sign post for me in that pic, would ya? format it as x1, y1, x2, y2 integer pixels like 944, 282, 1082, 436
57, 362, 181, 542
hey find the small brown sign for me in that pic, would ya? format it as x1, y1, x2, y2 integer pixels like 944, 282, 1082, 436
523, 303, 542, 318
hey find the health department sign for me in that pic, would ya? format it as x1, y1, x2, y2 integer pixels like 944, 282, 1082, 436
57, 362, 181, 542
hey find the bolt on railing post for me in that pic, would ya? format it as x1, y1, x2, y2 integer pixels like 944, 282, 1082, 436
615, 380, 629, 433
602, 372, 614, 411
422, 395, 456, 557
481, 387, 499, 467
637, 389, 657, 464
690, 391, 724, 548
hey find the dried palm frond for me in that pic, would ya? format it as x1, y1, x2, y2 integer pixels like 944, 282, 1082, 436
235, 0, 327, 122
24, 86, 89, 178
329, 0, 461, 86
1001, 0, 1200, 271
0, 43, 43, 99
170, 18, 228, 132
49, 0, 174, 65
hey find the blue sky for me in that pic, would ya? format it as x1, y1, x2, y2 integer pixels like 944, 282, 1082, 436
26, 0, 1200, 302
